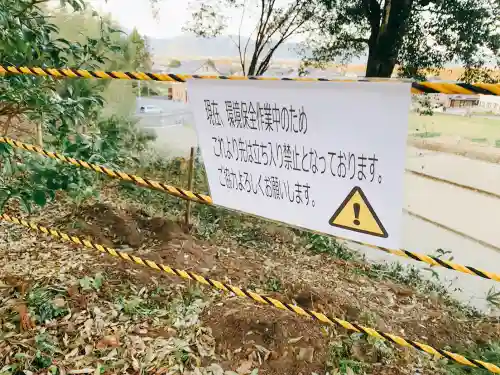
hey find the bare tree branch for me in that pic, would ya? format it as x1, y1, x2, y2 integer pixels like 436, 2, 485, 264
185, 0, 319, 75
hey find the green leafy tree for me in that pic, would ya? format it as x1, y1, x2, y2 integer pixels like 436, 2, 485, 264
305, 0, 500, 80
124, 28, 152, 71
168, 59, 182, 68
0, 0, 152, 212
49, 6, 154, 110
121, 28, 154, 95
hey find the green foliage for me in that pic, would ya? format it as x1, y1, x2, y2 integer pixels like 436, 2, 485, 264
0, 112, 153, 213
123, 28, 152, 71
264, 277, 282, 292
115, 295, 167, 318
0, 0, 128, 211
486, 286, 500, 309
79, 273, 104, 291
168, 59, 182, 68
0, 0, 158, 214
304, 232, 356, 260
32, 351, 53, 370
0, 0, 117, 123
0, 1, 155, 210
26, 286, 68, 323
327, 334, 369, 374
306, 0, 500, 79
445, 342, 500, 375
414, 94, 435, 116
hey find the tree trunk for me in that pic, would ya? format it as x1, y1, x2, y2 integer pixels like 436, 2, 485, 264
364, 0, 413, 78
366, 42, 399, 77
247, 54, 259, 76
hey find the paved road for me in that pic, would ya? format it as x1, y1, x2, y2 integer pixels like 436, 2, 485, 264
134, 98, 197, 159
135, 107, 500, 313
146, 124, 198, 159
351, 147, 500, 314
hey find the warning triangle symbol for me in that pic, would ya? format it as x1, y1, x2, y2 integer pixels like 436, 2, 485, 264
329, 186, 388, 238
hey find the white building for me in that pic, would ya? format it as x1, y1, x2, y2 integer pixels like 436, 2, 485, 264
478, 95, 500, 114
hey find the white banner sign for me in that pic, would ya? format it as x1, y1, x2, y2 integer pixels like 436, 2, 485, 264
188, 79, 410, 248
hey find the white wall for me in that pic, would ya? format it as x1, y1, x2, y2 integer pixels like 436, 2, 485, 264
478, 95, 500, 113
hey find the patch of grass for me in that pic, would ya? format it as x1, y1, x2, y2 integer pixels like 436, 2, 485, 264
168, 286, 207, 330
327, 334, 370, 374
116, 151, 479, 322
78, 273, 104, 292
444, 342, 500, 375
32, 351, 53, 370
264, 277, 283, 292
34, 333, 58, 355
486, 286, 500, 309
117, 297, 156, 317
25, 286, 68, 323
327, 332, 396, 374
471, 137, 488, 144
31, 333, 58, 371
409, 112, 500, 144
495, 139, 500, 148
359, 261, 480, 317
114, 288, 168, 319
413, 131, 441, 138
304, 233, 357, 261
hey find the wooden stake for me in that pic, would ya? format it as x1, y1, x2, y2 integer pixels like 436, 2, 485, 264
36, 122, 43, 147
184, 147, 196, 228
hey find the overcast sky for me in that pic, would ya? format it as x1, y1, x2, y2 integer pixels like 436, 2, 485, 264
87, 0, 263, 39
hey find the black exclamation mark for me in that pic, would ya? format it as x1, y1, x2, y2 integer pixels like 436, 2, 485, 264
353, 203, 360, 226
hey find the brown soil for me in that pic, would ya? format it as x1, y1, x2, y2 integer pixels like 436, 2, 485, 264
55, 202, 188, 248
22, 201, 500, 374
203, 298, 328, 375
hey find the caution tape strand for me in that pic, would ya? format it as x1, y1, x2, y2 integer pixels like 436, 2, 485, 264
2, 136, 500, 283
0, 212, 498, 373
1, 65, 499, 95
0, 137, 212, 205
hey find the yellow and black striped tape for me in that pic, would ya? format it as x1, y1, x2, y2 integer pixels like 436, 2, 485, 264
0, 137, 212, 205
2, 136, 500, 283
357, 241, 500, 282
0, 212, 498, 373
1, 65, 499, 95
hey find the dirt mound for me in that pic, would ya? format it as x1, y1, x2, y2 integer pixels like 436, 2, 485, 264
203, 298, 328, 375
57, 203, 187, 248
44, 201, 500, 374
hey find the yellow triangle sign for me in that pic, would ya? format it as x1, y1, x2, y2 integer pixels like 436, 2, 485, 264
329, 186, 388, 238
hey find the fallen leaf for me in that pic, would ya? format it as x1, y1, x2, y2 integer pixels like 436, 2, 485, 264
287, 336, 303, 344
100, 348, 118, 361
53, 297, 66, 308
206, 363, 224, 375
96, 335, 120, 349
297, 347, 314, 363
68, 369, 94, 374
235, 360, 253, 374
131, 356, 140, 371
196, 327, 215, 357
65, 347, 79, 359
14, 303, 35, 331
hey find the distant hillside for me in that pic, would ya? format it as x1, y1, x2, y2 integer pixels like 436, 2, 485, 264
148, 34, 302, 59
147, 34, 368, 64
